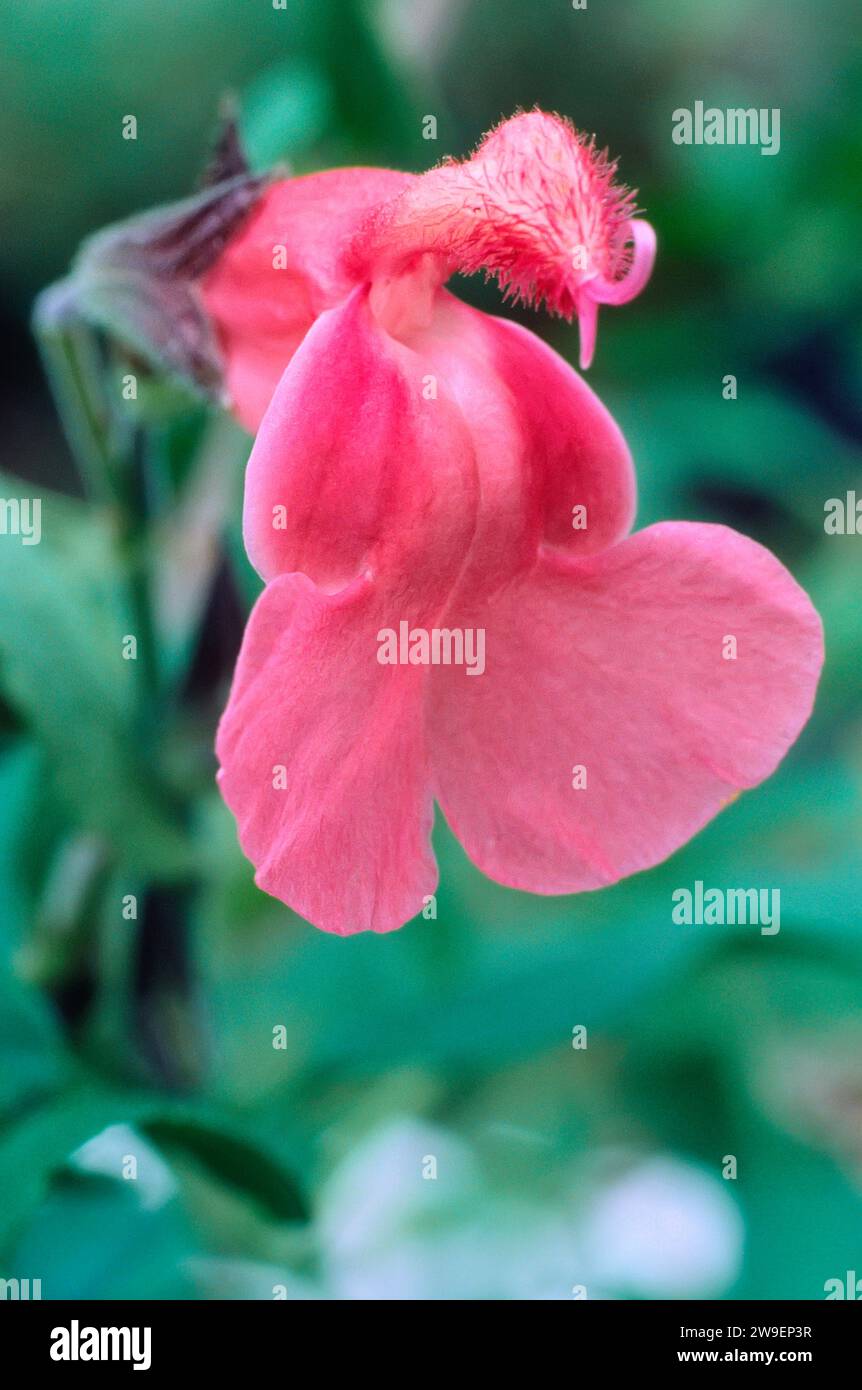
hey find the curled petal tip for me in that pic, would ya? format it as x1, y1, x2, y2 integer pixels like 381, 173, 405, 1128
577, 218, 656, 366
589, 218, 657, 307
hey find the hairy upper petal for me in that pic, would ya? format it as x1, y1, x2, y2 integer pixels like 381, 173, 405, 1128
347, 111, 655, 366
242, 285, 478, 591
429, 523, 824, 893
216, 574, 437, 934
200, 167, 416, 429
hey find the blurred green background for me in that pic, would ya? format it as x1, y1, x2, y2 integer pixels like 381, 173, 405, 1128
1, 0, 861, 1300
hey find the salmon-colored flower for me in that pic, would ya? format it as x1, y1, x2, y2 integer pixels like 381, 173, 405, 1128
205, 112, 823, 935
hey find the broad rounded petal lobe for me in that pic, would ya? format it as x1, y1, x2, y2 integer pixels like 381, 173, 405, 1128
216, 574, 437, 935
428, 523, 824, 893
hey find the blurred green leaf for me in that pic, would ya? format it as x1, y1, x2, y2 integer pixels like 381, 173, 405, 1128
143, 1113, 307, 1224
0, 478, 193, 877
0, 1086, 308, 1257
0, 970, 65, 1121
241, 60, 332, 168
9, 1174, 198, 1299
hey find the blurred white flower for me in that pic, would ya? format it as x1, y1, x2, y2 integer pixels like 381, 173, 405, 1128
316, 1120, 744, 1300
318, 1117, 479, 1269
579, 1155, 744, 1298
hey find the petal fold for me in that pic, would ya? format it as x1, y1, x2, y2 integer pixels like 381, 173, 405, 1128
476, 308, 636, 557
389, 295, 635, 600
242, 286, 478, 591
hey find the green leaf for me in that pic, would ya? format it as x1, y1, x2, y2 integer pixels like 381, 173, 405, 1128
0, 971, 65, 1122
0, 479, 193, 877
241, 60, 332, 168
9, 1174, 198, 1299
0, 1086, 308, 1256
142, 1113, 308, 1224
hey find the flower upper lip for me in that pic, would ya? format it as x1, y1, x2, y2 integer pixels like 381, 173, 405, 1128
343, 112, 654, 361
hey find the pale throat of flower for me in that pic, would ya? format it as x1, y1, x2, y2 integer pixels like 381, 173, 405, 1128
369, 252, 448, 340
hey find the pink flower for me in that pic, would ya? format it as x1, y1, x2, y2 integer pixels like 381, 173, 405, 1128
205, 112, 823, 935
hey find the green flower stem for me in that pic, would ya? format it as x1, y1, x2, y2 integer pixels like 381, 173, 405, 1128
32, 279, 129, 508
